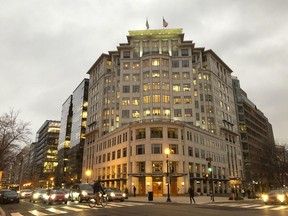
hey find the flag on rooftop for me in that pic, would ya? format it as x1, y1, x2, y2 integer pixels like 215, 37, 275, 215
163, 18, 168, 28
146, 18, 149, 30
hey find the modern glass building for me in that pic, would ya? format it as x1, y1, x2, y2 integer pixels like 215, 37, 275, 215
57, 78, 89, 187
83, 28, 244, 196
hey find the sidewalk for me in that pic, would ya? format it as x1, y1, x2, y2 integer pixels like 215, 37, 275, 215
127, 195, 237, 204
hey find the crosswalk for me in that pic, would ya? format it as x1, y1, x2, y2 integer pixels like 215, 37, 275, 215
10, 202, 152, 216
207, 203, 288, 211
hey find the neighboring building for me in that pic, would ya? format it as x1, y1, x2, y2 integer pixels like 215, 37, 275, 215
274, 145, 288, 188
31, 120, 60, 188
233, 76, 275, 193
83, 28, 244, 196
56, 95, 73, 187
57, 79, 89, 187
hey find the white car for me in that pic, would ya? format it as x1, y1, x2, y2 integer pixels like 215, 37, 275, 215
20, 189, 33, 199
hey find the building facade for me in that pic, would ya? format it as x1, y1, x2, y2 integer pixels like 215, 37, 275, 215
233, 76, 275, 193
31, 120, 60, 188
57, 79, 89, 187
83, 28, 244, 196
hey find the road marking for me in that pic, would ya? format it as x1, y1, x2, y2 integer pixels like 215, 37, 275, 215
10, 213, 24, 216
46, 207, 67, 214
76, 204, 91, 208
254, 205, 272, 209
28, 210, 49, 215
271, 206, 287, 210
61, 206, 83, 211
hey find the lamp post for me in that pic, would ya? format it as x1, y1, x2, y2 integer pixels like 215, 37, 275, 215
165, 148, 172, 202
85, 170, 91, 183
206, 157, 214, 202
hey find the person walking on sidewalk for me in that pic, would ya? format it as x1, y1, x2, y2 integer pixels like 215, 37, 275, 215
133, 186, 136, 197
188, 186, 196, 204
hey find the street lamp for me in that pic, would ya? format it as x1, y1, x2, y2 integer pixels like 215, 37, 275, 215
165, 148, 172, 202
206, 157, 214, 202
85, 170, 92, 183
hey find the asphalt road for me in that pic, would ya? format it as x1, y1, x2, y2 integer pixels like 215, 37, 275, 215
1, 198, 288, 216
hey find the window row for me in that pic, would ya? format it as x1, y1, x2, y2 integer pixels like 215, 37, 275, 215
122, 108, 193, 118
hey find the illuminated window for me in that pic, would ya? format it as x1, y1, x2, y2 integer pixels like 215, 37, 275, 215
132, 110, 140, 118
162, 83, 170, 90
152, 161, 163, 172
143, 96, 150, 103
152, 82, 160, 90
152, 95, 161, 103
172, 72, 180, 79
143, 109, 150, 116
162, 71, 169, 78
194, 90, 198, 96
198, 73, 202, 79
184, 96, 191, 104
173, 84, 180, 92
163, 109, 170, 116
132, 62, 140, 69
193, 78, 197, 85
123, 74, 130, 81
122, 98, 130, 105
183, 84, 191, 91
132, 74, 140, 81
162, 95, 170, 103
152, 71, 160, 77
143, 83, 150, 91
174, 96, 181, 104
152, 58, 160, 66
123, 63, 130, 69
152, 108, 161, 116
183, 72, 190, 79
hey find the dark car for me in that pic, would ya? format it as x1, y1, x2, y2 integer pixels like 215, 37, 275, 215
69, 183, 94, 203
43, 189, 68, 205
30, 188, 47, 203
0, 190, 20, 204
105, 187, 126, 201
262, 189, 288, 205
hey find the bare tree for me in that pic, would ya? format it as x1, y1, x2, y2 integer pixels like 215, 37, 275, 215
0, 109, 31, 171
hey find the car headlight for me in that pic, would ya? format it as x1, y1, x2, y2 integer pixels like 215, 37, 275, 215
43, 194, 49, 199
110, 192, 115, 197
123, 193, 126, 197
262, 194, 268, 202
81, 191, 87, 196
65, 194, 69, 199
21, 193, 25, 197
277, 194, 285, 203
51, 194, 56, 199
33, 193, 40, 199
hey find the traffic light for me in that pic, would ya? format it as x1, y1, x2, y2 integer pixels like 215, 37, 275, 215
207, 162, 212, 173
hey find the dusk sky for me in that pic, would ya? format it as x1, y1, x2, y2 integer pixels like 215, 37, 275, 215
1, 0, 287, 145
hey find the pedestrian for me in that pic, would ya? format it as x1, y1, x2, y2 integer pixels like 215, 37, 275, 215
133, 185, 136, 197
125, 187, 129, 199
188, 186, 196, 204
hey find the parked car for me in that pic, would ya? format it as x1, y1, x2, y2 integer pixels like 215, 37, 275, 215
19, 189, 33, 199
0, 190, 20, 204
30, 188, 47, 203
43, 189, 68, 205
105, 187, 126, 201
69, 183, 94, 203
262, 189, 288, 205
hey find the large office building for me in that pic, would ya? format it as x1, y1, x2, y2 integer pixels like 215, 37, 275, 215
83, 28, 244, 196
232, 77, 275, 193
57, 78, 89, 187
31, 120, 60, 188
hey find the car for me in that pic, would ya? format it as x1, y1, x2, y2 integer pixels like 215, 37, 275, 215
105, 187, 126, 202
43, 189, 68, 205
262, 189, 288, 205
30, 188, 47, 203
19, 189, 33, 199
0, 190, 20, 204
69, 183, 94, 203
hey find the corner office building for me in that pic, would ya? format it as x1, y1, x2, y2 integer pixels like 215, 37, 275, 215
83, 28, 244, 196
